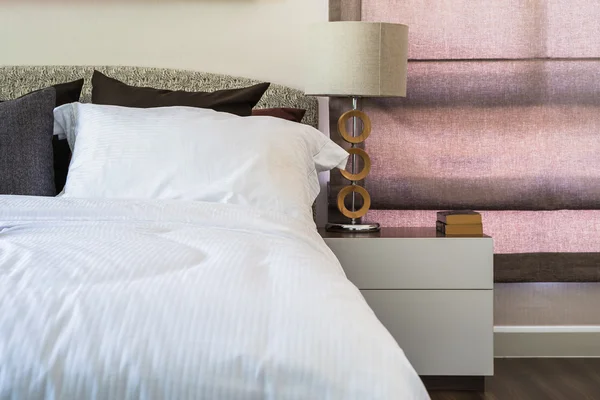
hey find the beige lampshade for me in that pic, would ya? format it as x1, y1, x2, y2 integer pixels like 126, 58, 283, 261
305, 22, 409, 97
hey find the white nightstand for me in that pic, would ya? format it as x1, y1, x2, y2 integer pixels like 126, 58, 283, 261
320, 227, 494, 390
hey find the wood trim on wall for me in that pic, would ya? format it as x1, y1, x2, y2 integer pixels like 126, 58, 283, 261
329, 0, 361, 21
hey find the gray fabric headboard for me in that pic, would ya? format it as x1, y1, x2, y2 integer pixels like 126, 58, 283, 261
0, 65, 318, 128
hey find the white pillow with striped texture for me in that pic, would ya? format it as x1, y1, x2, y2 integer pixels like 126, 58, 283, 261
53, 103, 348, 221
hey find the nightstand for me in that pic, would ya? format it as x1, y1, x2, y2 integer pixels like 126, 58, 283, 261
320, 227, 493, 391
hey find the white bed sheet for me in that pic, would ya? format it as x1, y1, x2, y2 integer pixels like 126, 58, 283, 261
0, 196, 429, 400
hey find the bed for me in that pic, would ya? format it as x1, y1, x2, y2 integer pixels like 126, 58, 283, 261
0, 66, 429, 400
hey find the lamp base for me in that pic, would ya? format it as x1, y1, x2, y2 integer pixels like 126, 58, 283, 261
325, 222, 381, 233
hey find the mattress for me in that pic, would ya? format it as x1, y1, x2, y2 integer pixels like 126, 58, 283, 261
0, 196, 428, 400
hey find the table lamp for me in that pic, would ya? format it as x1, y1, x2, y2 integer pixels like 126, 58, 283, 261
305, 21, 409, 232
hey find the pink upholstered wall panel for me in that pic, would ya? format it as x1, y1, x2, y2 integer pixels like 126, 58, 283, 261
354, 0, 600, 263
362, 0, 600, 59
547, 0, 600, 58
362, 60, 600, 210
367, 210, 600, 254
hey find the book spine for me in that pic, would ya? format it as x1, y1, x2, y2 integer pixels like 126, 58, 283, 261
445, 215, 482, 225
436, 221, 483, 235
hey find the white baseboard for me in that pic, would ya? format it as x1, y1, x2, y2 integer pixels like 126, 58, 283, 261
495, 326, 600, 357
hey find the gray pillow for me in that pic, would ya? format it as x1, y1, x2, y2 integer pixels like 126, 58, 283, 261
0, 88, 57, 196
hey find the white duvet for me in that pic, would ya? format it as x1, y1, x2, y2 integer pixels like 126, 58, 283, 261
0, 196, 429, 400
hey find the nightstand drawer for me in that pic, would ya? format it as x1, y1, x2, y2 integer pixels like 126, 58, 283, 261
324, 237, 493, 289
361, 289, 494, 376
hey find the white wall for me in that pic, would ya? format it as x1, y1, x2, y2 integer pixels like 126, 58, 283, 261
0, 0, 331, 226
0, 0, 327, 89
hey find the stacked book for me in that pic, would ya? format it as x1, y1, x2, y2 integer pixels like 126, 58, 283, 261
436, 210, 483, 236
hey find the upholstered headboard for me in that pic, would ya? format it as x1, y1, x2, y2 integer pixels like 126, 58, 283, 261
0, 65, 318, 128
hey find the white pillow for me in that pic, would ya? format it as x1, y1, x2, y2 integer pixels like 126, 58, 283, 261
53, 103, 348, 219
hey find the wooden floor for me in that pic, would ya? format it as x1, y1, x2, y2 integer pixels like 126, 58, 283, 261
429, 359, 600, 400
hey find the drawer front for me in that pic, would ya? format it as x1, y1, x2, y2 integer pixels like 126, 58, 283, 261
324, 238, 493, 289
361, 289, 494, 376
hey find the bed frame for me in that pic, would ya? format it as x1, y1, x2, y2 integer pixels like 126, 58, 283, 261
0, 65, 318, 129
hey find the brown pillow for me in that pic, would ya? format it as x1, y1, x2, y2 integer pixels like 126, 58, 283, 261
252, 108, 306, 123
91, 70, 270, 117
